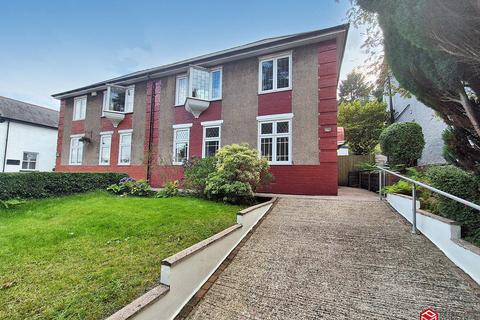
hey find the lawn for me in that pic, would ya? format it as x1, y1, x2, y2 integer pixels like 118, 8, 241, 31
0, 191, 241, 320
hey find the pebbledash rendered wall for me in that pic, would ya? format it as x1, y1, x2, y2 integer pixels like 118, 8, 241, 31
56, 40, 339, 195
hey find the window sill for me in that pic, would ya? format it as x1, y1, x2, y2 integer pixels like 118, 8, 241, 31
267, 161, 292, 166
258, 87, 292, 95
172, 162, 184, 166
175, 98, 222, 107
68, 163, 83, 166
117, 163, 131, 166
99, 163, 110, 166
72, 119, 85, 122
101, 111, 133, 117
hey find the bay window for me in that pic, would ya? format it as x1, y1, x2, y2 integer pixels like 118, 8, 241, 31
69, 135, 84, 165
257, 114, 293, 164
173, 124, 191, 165
103, 85, 135, 114
118, 130, 132, 165
258, 53, 292, 93
175, 67, 222, 106
99, 133, 112, 165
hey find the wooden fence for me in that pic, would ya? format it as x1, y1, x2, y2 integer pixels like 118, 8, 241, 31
337, 154, 375, 186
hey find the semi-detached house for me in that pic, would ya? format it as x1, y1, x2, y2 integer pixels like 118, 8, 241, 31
52, 24, 348, 195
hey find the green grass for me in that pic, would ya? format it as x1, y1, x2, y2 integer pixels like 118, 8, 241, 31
0, 192, 241, 319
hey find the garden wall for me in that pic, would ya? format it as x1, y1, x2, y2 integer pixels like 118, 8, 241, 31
387, 193, 480, 284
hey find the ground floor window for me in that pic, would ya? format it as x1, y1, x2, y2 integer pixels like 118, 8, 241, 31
173, 126, 190, 165
118, 131, 132, 165
69, 136, 84, 165
99, 133, 112, 165
202, 121, 222, 158
257, 116, 292, 164
22, 152, 38, 170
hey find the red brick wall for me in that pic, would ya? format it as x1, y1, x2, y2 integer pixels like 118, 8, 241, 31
258, 90, 292, 116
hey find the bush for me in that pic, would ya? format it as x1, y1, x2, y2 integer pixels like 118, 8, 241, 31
426, 165, 480, 245
204, 144, 271, 204
379, 122, 425, 167
0, 172, 127, 200
183, 157, 216, 196
155, 180, 180, 198
107, 178, 153, 197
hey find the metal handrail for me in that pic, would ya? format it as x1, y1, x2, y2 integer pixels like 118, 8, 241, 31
377, 166, 480, 234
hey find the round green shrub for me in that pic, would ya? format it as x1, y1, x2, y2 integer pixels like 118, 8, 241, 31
379, 122, 425, 167
426, 165, 480, 245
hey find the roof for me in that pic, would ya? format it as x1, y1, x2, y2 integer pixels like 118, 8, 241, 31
0, 96, 59, 129
52, 24, 349, 99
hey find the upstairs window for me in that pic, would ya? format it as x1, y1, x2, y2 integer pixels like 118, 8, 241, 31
73, 96, 87, 120
175, 67, 222, 105
22, 152, 38, 170
259, 53, 292, 93
103, 85, 135, 114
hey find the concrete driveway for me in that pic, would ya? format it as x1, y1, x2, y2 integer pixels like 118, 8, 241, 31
186, 189, 480, 319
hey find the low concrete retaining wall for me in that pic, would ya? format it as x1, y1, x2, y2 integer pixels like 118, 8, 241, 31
386, 193, 480, 284
107, 198, 277, 320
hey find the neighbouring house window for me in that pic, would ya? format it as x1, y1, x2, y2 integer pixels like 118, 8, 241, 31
103, 85, 135, 113
258, 53, 292, 93
175, 67, 223, 105
99, 133, 112, 165
73, 96, 87, 120
118, 132, 132, 165
22, 152, 38, 170
203, 126, 221, 158
69, 136, 84, 165
258, 119, 292, 164
173, 127, 190, 164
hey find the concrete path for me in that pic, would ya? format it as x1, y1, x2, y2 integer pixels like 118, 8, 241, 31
187, 191, 480, 319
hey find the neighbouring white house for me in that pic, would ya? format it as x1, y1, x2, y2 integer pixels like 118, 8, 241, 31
0, 96, 59, 172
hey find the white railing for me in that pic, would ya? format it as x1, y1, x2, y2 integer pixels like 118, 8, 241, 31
377, 166, 480, 234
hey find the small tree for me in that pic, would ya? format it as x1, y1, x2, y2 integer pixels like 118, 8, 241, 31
379, 122, 425, 167
204, 144, 271, 204
338, 70, 373, 103
338, 100, 388, 155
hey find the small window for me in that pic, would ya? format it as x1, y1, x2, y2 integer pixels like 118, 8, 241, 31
69, 137, 84, 165
210, 69, 222, 100
175, 76, 188, 106
258, 119, 291, 164
173, 128, 190, 165
73, 96, 87, 120
258, 53, 292, 93
99, 134, 112, 165
118, 132, 132, 165
203, 126, 221, 158
22, 152, 38, 170
103, 85, 135, 113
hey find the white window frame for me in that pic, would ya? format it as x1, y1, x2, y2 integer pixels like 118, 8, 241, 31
102, 85, 135, 115
172, 123, 192, 165
175, 67, 223, 106
117, 129, 133, 166
258, 52, 292, 94
21, 151, 39, 171
201, 120, 223, 158
124, 85, 135, 113
257, 113, 293, 165
98, 131, 113, 165
73, 96, 87, 121
210, 67, 223, 101
69, 134, 84, 165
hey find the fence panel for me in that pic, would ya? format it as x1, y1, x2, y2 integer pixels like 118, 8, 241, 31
337, 154, 374, 186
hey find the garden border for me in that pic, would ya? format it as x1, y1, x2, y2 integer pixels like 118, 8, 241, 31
107, 197, 278, 320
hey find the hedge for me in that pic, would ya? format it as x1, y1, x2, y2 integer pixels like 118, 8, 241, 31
426, 165, 480, 245
0, 172, 128, 200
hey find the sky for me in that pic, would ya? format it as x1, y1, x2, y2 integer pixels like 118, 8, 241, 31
0, 0, 368, 110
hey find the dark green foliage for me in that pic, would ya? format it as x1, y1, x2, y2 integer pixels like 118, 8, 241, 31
426, 165, 480, 245
106, 178, 153, 197
354, 0, 480, 173
183, 157, 216, 196
155, 180, 179, 198
0, 172, 127, 200
338, 100, 388, 155
380, 122, 425, 166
